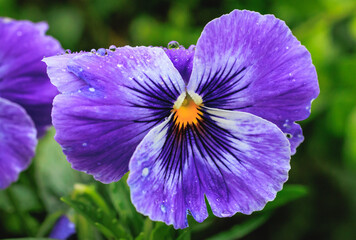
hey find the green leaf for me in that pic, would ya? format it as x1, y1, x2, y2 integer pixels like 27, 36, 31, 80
343, 107, 356, 171
35, 211, 63, 237
149, 222, 175, 240
62, 184, 130, 239
2, 238, 54, 240
263, 184, 308, 211
34, 128, 91, 213
206, 214, 271, 240
108, 175, 144, 235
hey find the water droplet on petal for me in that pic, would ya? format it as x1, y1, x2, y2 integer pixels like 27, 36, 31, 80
91, 49, 96, 53
160, 204, 167, 213
82, 142, 87, 147
168, 41, 180, 49
89, 87, 95, 92
142, 168, 149, 177
109, 45, 116, 51
97, 48, 106, 56
65, 49, 71, 54
221, 212, 230, 217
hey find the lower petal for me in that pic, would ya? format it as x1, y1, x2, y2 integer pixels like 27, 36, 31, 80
127, 108, 291, 228
0, 97, 37, 189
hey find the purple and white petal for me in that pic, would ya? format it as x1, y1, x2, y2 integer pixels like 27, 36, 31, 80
0, 97, 37, 189
128, 107, 291, 229
0, 18, 63, 136
163, 42, 195, 84
187, 10, 319, 153
45, 47, 185, 183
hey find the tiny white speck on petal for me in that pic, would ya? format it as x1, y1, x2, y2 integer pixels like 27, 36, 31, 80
160, 204, 166, 213
142, 168, 149, 177
82, 142, 87, 147
89, 87, 95, 92
117, 64, 123, 68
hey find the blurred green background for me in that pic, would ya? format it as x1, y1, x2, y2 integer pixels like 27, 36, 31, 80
1, 0, 356, 239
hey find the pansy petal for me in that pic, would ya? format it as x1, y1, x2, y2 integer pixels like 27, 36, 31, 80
49, 215, 76, 240
43, 52, 87, 93
163, 44, 195, 84
128, 107, 290, 229
0, 18, 63, 136
187, 10, 319, 153
47, 47, 185, 183
0, 97, 37, 189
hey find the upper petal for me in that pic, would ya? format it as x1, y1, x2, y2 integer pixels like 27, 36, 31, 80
0, 18, 63, 137
163, 43, 195, 84
187, 10, 319, 154
46, 47, 185, 183
127, 107, 291, 229
0, 97, 37, 189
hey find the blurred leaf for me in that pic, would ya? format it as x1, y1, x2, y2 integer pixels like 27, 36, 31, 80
344, 107, 356, 170
62, 184, 130, 239
36, 211, 63, 237
325, 91, 356, 136
206, 213, 271, 240
47, 6, 84, 49
3, 238, 54, 240
263, 184, 308, 211
34, 128, 90, 213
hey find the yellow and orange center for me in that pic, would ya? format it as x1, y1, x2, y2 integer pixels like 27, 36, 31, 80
172, 92, 203, 127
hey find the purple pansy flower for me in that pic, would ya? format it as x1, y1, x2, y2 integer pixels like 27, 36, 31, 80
44, 10, 319, 229
0, 18, 62, 189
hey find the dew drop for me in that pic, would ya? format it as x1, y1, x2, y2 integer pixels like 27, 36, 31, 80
168, 41, 180, 49
65, 49, 71, 54
142, 167, 149, 177
109, 45, 116, 51
160, 204, 167, 213
89, 87, 95, 92
82, 142, 87, 147
97, 48, 106, 56
286, 46, 289, 50
91, 49, 96, 53
221, 212, 230, 217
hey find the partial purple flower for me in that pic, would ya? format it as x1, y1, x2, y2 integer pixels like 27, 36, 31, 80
49, 215, 76, 240
44, 10, 319, 229
0, 18, 63, 189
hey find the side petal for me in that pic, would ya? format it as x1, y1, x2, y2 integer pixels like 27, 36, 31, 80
47, 47, 185, 183
0, 97, 37, 189
127, 108, 291, 229
187, 10, 319, 153
0, 18, 63, 137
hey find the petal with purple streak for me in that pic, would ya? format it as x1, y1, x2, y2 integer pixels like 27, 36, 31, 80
163, 44, 195, 84
0, 18, 63, 136
187, 10, 319, 154
128, 107, 290, 229
0, 97, 37, 189
45, 47, 185, 183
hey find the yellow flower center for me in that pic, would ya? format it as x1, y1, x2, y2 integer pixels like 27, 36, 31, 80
173, 92, 203, 127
